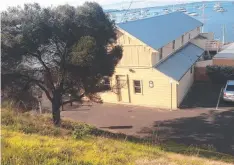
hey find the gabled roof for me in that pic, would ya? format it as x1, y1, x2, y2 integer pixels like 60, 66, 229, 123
156, 43, 204, 81
213, 43, 234, 59
118, 12, 203, 50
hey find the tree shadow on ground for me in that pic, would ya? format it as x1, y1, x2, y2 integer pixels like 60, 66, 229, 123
100, 125, 133, 129
180, 82, 234, 109
138, 110, 234, 155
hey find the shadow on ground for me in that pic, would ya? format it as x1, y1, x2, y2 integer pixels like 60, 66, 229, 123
138, 110, 234, 155
180, 82, 234, 109
100, 126, 133, 129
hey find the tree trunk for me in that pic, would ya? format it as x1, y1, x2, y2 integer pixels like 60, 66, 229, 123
52, 90, 62, 126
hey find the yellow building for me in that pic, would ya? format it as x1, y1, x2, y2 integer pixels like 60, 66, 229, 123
100, 12, 213, 109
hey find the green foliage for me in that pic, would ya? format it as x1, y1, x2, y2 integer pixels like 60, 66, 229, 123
71, 36, 97, 66
1, 2, 123, 125
206, 65, 234, 83
72, 124, 92, 139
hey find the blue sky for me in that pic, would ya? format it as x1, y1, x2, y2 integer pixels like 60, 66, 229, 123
0, 0, 231, 10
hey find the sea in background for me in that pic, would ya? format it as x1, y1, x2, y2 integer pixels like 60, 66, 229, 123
107, 1, 234, 43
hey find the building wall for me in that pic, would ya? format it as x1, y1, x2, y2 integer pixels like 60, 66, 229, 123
194, 66, 210, 81
117, 26, 201, 68
191, 32, 215, 50
100, 68, 178, 109
177, 65, 195, 106
107, 27, 202, 109
116, 30, 156, 67
213, 59, 234, 66
157, 27, 201, 64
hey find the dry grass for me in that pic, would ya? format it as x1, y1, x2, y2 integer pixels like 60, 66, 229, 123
1, 109, 234, 165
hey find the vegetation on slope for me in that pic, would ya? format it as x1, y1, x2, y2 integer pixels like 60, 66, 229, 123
1, 109, 234, 165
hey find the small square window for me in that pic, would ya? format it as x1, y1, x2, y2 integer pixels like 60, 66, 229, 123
172, 40, 175, 50
181, 35, 184, 45
159, 48, 163, 60
190, 66, 193, 74
133, 80, 142, 94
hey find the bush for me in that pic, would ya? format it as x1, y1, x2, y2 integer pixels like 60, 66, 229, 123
206, 65, 234, 84
72, 124, 92, 139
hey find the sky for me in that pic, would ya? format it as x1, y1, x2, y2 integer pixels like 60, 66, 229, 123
0, 0, 231, 10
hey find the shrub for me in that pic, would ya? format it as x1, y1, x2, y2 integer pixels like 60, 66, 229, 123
72, 124, 92, 139
206, 65, 234, 84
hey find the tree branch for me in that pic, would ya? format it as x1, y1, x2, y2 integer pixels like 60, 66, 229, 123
51, 38, 63, 56
4, 72, 53, 102
28, 51, 55, 91
62, 92, 85, 105
58, 41, 68, 89
34, 81, 53, 102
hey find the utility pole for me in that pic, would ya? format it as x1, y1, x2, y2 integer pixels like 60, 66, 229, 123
222, 24, 226, 45
201, 3, 205, 33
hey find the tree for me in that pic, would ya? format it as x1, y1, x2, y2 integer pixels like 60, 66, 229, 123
206, 65, 234, 84
1, 3, 122, 126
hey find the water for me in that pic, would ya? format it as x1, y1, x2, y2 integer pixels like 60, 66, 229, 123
109, 1, 234, 43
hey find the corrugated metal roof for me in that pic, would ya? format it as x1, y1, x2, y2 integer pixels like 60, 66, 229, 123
156, 43, 204, 81
213, 43, 234, 59
118, 12, 203, 50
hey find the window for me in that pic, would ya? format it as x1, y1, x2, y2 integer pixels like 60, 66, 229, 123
133, 80, 142, 94
189, 33, 191, 40
190, 66, 193, 74
181, 35, 184, 45
159, 48, 163, 60
197, 27, 200, 32
226, 85, 234, 91
172, 40, 175, 50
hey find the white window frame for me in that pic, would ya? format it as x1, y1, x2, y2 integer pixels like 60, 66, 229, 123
133, 80, 142, 94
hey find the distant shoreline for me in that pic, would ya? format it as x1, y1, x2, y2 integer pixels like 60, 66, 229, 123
104, 1, 232, 12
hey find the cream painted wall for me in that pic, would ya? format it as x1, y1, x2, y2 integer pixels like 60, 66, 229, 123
191, 32, 215, 50
162, 42, 173, 59
117, 26, 201, 68
101, 27, 202, 109
177, 65, 194, 106
100, 67, 178, 109
116, 30, 156, 67
156, 27, 201, 64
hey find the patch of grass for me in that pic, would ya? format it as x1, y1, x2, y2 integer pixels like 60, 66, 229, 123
1, 109, 234, 165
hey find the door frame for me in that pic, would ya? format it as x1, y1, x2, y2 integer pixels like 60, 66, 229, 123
115, 75, 130, 103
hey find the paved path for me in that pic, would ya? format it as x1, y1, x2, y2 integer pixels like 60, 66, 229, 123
61, 103, 216, 136
61, 103, 234, 155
